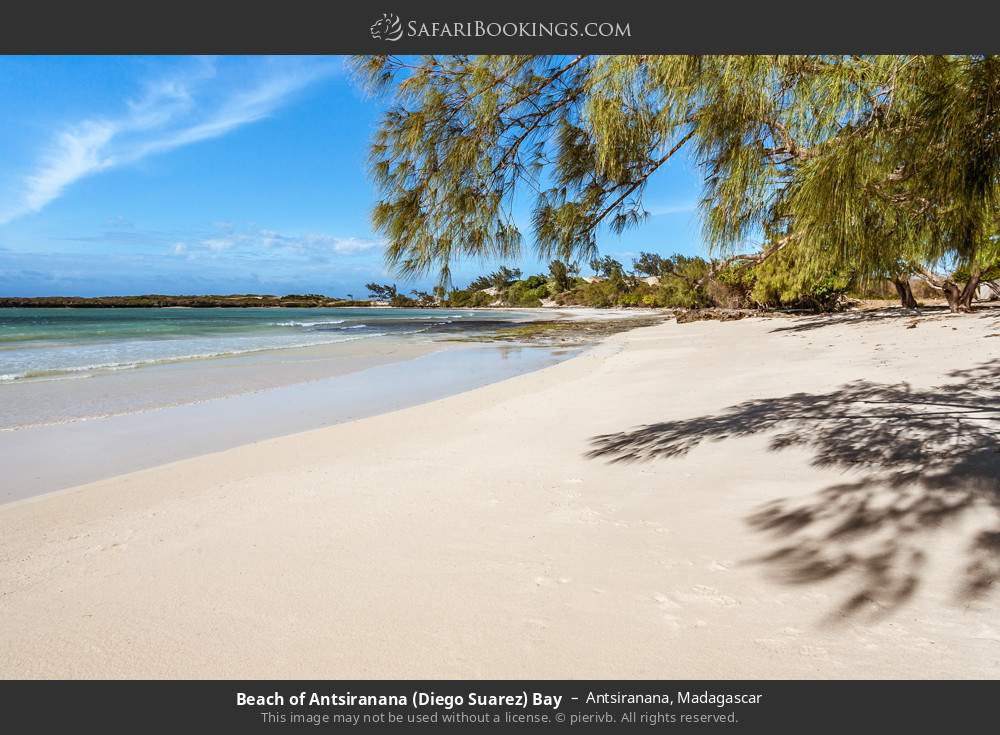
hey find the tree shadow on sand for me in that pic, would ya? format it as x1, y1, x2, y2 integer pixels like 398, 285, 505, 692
770, 304, 1000, 334
586, 362, 1000, 620
770, 306, 938, 333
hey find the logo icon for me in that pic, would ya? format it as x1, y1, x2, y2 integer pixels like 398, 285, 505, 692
370, 13, 403, 42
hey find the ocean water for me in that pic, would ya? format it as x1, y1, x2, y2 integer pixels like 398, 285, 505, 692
0, 306, 579, 498
0, 307, 523, 382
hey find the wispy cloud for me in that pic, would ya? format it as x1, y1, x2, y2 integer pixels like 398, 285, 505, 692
197, 230, 383, 258
166, 226, 382, 262
647, 201, 699, 216
1, 224, 386, 297
256, 232, 383, 256
0, 57, 339, 224
53, 221, 380, 261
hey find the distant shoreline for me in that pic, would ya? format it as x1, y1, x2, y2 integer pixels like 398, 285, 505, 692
0, 296, 622, 310
0, 295, 374, 308
0, 295, 669, 312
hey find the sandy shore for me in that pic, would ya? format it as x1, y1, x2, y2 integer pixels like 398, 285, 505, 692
1, 306, 998, 678
0, 343, 576, 502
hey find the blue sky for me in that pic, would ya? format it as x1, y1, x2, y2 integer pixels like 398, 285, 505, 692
0, 56, 707, 297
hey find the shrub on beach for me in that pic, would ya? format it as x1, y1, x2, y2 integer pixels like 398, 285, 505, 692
446, 289, 493, 307
747, 249, 852, 311
503, 282, 545, 307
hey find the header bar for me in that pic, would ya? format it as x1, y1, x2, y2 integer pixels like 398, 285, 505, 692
3, 0, 1000, 54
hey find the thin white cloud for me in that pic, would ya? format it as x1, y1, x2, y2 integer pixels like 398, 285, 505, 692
196, 229, 381, 257
154, 227, 383, 263
647, 201, 699, 216
314, 235, 382, 254
22, 121, 117, 215
202, 237, 235, 253
0, 57, 339, 224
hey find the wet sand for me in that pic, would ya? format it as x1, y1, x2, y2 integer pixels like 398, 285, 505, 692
0, 342, 576, 502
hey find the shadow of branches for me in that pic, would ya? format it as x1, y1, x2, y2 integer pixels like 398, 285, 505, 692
770, 306, 945, 333
770, 304, 1000, 334
587, 362, 1000, 619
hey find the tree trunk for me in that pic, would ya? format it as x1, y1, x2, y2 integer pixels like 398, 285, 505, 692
958, 268, 981, 312
913, 266, 978, 313
892, 278, 919, 308
942, 280, 963, 312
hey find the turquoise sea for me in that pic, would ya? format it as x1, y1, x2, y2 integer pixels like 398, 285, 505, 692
0, 307, 522, 382
0, 306, 578, 499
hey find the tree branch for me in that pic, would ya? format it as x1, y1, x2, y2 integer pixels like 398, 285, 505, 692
591, 129, 696, 229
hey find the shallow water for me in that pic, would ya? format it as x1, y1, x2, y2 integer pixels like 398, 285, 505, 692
0, 342, 579, 502
0, 307, 522, 382
0, 306, 583, 501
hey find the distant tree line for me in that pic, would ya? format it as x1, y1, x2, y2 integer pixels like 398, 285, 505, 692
439, 250, 852, 311
0, 294, 350, 308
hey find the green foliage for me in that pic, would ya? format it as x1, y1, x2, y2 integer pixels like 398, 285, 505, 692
656, 255, 714, 308
632, 252, 667, 277
365, 282, 397, 301
469, 266, 522, 291
705, 247, 851, 310
357, 54, 1000, 311
750, 254, 851, 311
588, 255, 625, 280
708, 260, 757, 308
547, 259, 578, 294
504, 280, 548, 307
550, 250, 849, 310
556, 280, 618, 307
446, 288, 493, 307
410, 289, 436, 306
437, 247, 855, 311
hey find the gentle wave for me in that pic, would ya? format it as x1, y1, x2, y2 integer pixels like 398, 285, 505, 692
272, 319, 347, 327
0, 308, 527, 386
396, 315, 465, 320
0, 333, 386, 383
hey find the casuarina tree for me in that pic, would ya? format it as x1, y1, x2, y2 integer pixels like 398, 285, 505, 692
355, 54, 1000, 310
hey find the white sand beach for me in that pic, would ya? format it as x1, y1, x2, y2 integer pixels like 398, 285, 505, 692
1, 308, 998, 678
